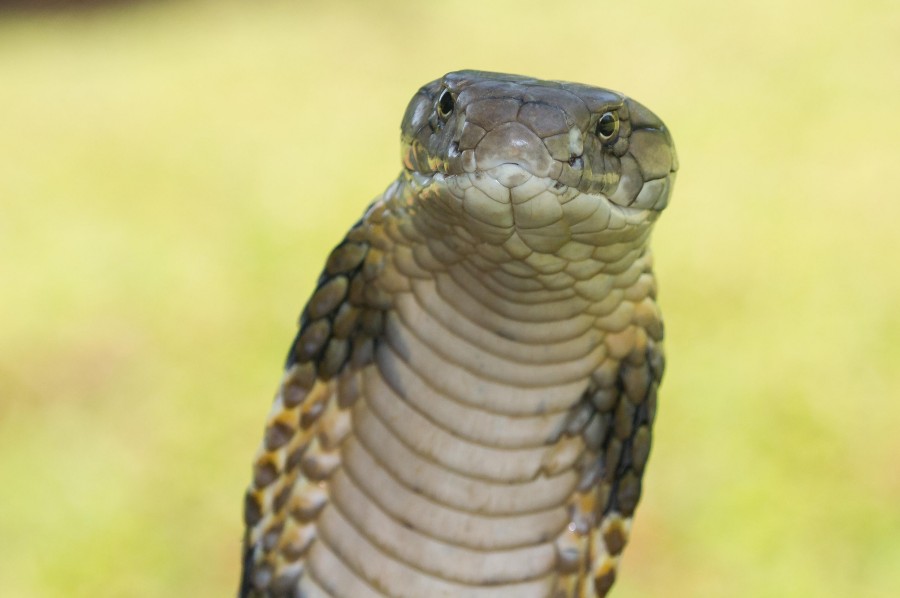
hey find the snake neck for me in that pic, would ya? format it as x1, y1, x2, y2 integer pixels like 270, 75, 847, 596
292, 176, 663, 594
356, 174, 662, 412
374, 174, 658, 330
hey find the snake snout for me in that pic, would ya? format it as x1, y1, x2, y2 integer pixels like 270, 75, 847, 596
473, 122, 553, 179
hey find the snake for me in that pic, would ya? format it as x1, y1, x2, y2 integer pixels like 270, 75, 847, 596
240, 70, 678, 597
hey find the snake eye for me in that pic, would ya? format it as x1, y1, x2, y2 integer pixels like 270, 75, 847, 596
437, 89, 455, 119
596, 112, 619, 141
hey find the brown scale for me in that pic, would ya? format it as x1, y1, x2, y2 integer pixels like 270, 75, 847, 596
552, 269, 664, 597
240, 214, 393, 597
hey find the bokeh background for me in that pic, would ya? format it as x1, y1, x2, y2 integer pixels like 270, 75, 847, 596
1, 0, 898, 596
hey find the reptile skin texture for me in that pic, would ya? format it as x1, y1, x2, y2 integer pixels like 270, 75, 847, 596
240, 70, 677, 598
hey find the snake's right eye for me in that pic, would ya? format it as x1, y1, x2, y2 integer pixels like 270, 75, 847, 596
437, 90, 455, 119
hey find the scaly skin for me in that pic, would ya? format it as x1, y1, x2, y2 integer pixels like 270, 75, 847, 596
240, 71, 677, 598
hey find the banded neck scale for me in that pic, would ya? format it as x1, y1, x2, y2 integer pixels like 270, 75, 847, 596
241, 70, 678, 598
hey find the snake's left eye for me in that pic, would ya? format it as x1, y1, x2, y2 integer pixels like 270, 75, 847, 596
437, 89, 455, 119
596, 112, 619, 141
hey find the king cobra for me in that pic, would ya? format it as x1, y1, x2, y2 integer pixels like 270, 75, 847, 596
240, 70, 678, 597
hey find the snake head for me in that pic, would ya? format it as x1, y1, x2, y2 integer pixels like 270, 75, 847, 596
399, 71, 677, 253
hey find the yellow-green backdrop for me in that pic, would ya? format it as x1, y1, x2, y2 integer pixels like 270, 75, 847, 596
1, 0, 898, 596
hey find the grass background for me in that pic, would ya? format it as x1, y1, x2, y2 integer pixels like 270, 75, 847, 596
1, 0, 898, 596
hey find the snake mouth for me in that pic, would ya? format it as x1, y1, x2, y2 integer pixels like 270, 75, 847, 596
420, 166, 646, 254
484, 163, 546, 190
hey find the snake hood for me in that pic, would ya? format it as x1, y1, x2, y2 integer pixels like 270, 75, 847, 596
399, 71, 677, 253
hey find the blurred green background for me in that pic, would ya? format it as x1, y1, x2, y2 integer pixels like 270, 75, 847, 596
1, 0, 898, 596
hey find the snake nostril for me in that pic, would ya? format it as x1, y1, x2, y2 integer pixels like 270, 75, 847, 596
449, 141, 460, 157
568, 155, 583, 169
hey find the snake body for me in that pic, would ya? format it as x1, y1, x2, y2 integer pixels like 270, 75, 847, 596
241, 71, 677, 597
